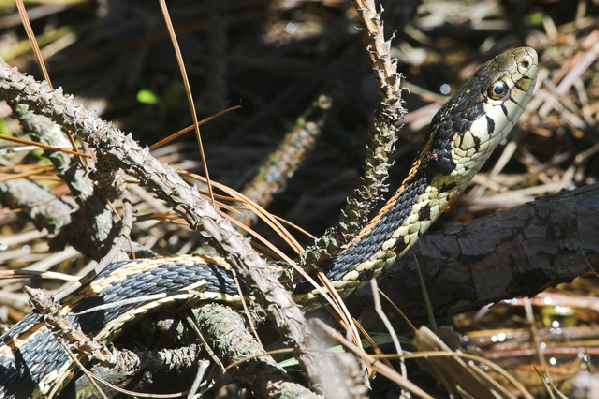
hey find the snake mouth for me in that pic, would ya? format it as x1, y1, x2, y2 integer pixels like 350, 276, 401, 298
505, 46, 539, 107
514, 46, 539, 77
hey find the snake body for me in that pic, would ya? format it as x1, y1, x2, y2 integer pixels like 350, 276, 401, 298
0, 46, 538, 398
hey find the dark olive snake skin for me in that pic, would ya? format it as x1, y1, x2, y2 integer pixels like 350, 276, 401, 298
0, 47, 538, 398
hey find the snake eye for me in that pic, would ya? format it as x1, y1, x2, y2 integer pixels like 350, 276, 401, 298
488, 80, 509, 100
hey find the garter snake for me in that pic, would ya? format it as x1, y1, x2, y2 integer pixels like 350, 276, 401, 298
0, 46, 538, 398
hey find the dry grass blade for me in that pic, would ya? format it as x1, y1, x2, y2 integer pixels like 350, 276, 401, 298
412, 327, 534, 399
0, 134, 90, 158
15, 0, 52, 87
349, 316, 394, 373
181, 170, 304, 253
14, 0, 83, 167
370, 279, 408, 382
0, 269, 77, 282
149, 105, 241, 150
158, 0, 214, 203
315, 319, 435, 399
0, 165, 59, 184
270, 214, 315, 239
0, 166, 53, 182
221, 211, 296, 266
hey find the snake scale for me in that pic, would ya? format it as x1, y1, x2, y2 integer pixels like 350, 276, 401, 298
0, 46, 538, 398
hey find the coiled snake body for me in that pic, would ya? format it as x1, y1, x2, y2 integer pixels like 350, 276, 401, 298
0, 47, 538, 398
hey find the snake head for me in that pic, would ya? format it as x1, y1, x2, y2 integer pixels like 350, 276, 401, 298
424, 46, 538, 183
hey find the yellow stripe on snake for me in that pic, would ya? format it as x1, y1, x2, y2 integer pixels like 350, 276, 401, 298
0, 47, 538, 398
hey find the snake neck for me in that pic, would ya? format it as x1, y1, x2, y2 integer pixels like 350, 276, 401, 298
324, 132, 460, 283
293, 166, 459, 304
292, 125, 463, 304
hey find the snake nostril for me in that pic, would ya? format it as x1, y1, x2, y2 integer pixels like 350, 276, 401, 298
520, 59, 531, 69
